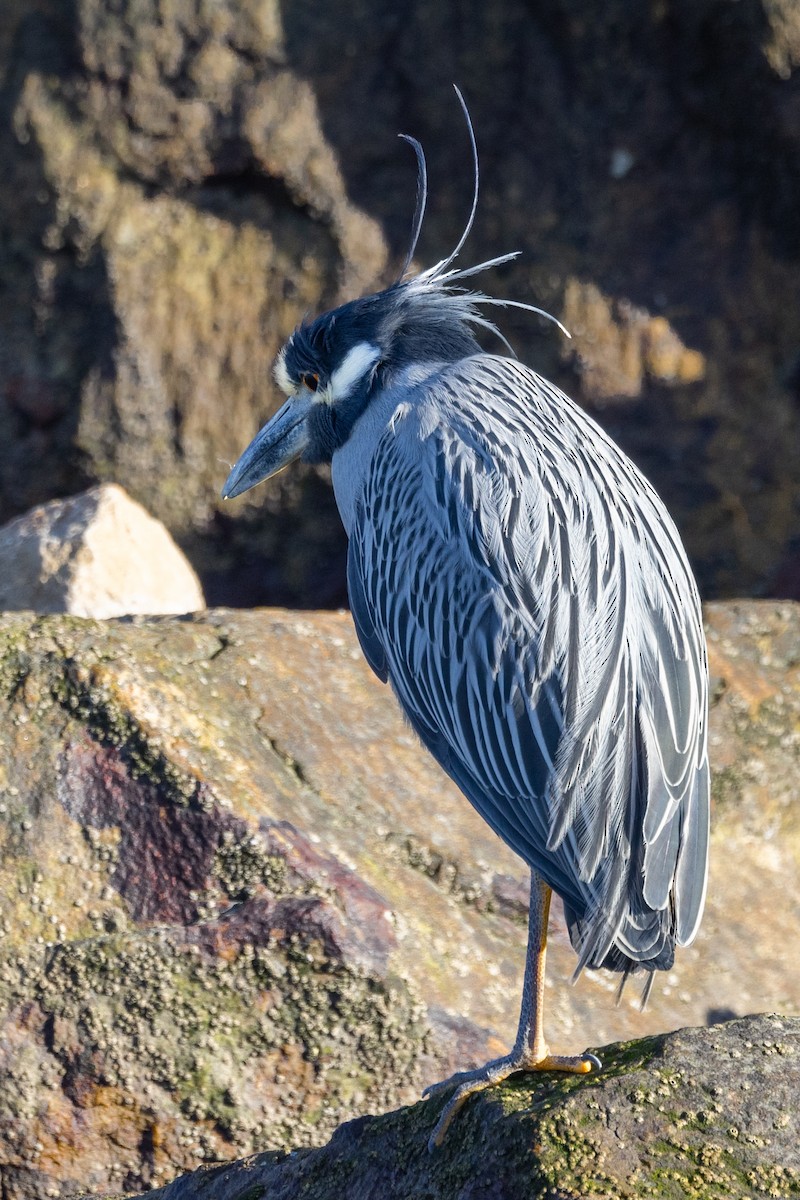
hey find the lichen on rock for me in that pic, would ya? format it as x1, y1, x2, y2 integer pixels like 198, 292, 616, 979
0, 604, 798, 1196
120, 1014, 800, 1200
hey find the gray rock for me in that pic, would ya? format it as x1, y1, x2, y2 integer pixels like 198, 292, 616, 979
127, 1013, 800, 1200
0, 484, 205, 617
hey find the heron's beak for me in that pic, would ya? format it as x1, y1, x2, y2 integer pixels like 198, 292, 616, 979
221, 394, 313, 499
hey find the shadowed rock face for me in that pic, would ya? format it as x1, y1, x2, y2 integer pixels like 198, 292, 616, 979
1, 1, 799, 605
0, 602, 797, 1195
0, 0, 386, 611
119, 1014, 800, 1200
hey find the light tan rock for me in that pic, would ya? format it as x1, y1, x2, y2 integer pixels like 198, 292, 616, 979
0, 601, 797, 1196
0, 484, 205, 617
561, 279, 706, 402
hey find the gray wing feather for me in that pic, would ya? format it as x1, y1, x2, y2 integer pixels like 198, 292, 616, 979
347, 532, 388, 681
347, 355, 709, 970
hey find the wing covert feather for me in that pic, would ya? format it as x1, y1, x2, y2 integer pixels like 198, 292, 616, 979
346, 355, 709, 969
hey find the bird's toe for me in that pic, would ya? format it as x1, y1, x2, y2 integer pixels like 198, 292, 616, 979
427, 1077, 495, 1151
532, 1050, 601, 1074
425, 1046, 601, 1150
424, 1053, 523, 1150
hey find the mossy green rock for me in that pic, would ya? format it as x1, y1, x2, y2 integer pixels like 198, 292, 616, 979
130, 1014, 800, 1199
0, 603, 797, 1196
0, 612, 431, 1197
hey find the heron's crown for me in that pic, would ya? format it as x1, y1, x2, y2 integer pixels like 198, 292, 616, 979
278, 274, 499, 394
276, 88, 567, 405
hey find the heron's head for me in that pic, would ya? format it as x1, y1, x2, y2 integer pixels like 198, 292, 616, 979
222, 90, 566, 501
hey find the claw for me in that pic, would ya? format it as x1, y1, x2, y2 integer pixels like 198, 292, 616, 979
421, 1081, 442, 1101
583, 1051, 603, 1071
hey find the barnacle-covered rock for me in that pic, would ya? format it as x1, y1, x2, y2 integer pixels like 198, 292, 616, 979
0, 602, 797, 1194
121, 1014, 800, 1200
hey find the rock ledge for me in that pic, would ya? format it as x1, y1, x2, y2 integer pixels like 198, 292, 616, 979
129, 1013, 799, 1200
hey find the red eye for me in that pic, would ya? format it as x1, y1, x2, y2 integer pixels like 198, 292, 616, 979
301, 372, 319, 392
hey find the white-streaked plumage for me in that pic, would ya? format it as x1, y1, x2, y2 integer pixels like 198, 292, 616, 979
337, 353, 708, 979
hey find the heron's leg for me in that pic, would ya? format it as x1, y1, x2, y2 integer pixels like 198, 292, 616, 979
424, 870, 600, 1151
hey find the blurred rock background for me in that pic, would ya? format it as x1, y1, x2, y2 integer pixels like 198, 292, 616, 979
1, 0, 799, 609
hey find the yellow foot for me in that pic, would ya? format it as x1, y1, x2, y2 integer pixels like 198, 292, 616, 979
424, 1049, 602, 1151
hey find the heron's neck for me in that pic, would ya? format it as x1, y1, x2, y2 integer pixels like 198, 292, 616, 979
330, 362, 445, 535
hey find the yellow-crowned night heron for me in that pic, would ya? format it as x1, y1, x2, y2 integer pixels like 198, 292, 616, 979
223, 91, 709, 1150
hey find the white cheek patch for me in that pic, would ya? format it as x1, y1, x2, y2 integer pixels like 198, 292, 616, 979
273, 348, 294, 396
328, 342, 380, 404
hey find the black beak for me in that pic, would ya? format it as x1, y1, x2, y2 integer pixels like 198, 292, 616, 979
222, 394, 313, 499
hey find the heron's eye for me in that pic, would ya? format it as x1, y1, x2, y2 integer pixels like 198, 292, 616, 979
301, 372, 320, 393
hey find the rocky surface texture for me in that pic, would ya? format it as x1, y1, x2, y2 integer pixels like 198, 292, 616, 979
0, 484, 205, 617
123, 1013, 800, 1200
0, 0, 386, 610
1, 1, 799, 606
0, 600, 797, 1196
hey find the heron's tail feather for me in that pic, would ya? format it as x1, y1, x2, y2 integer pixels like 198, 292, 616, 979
564, 899, 676, 979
